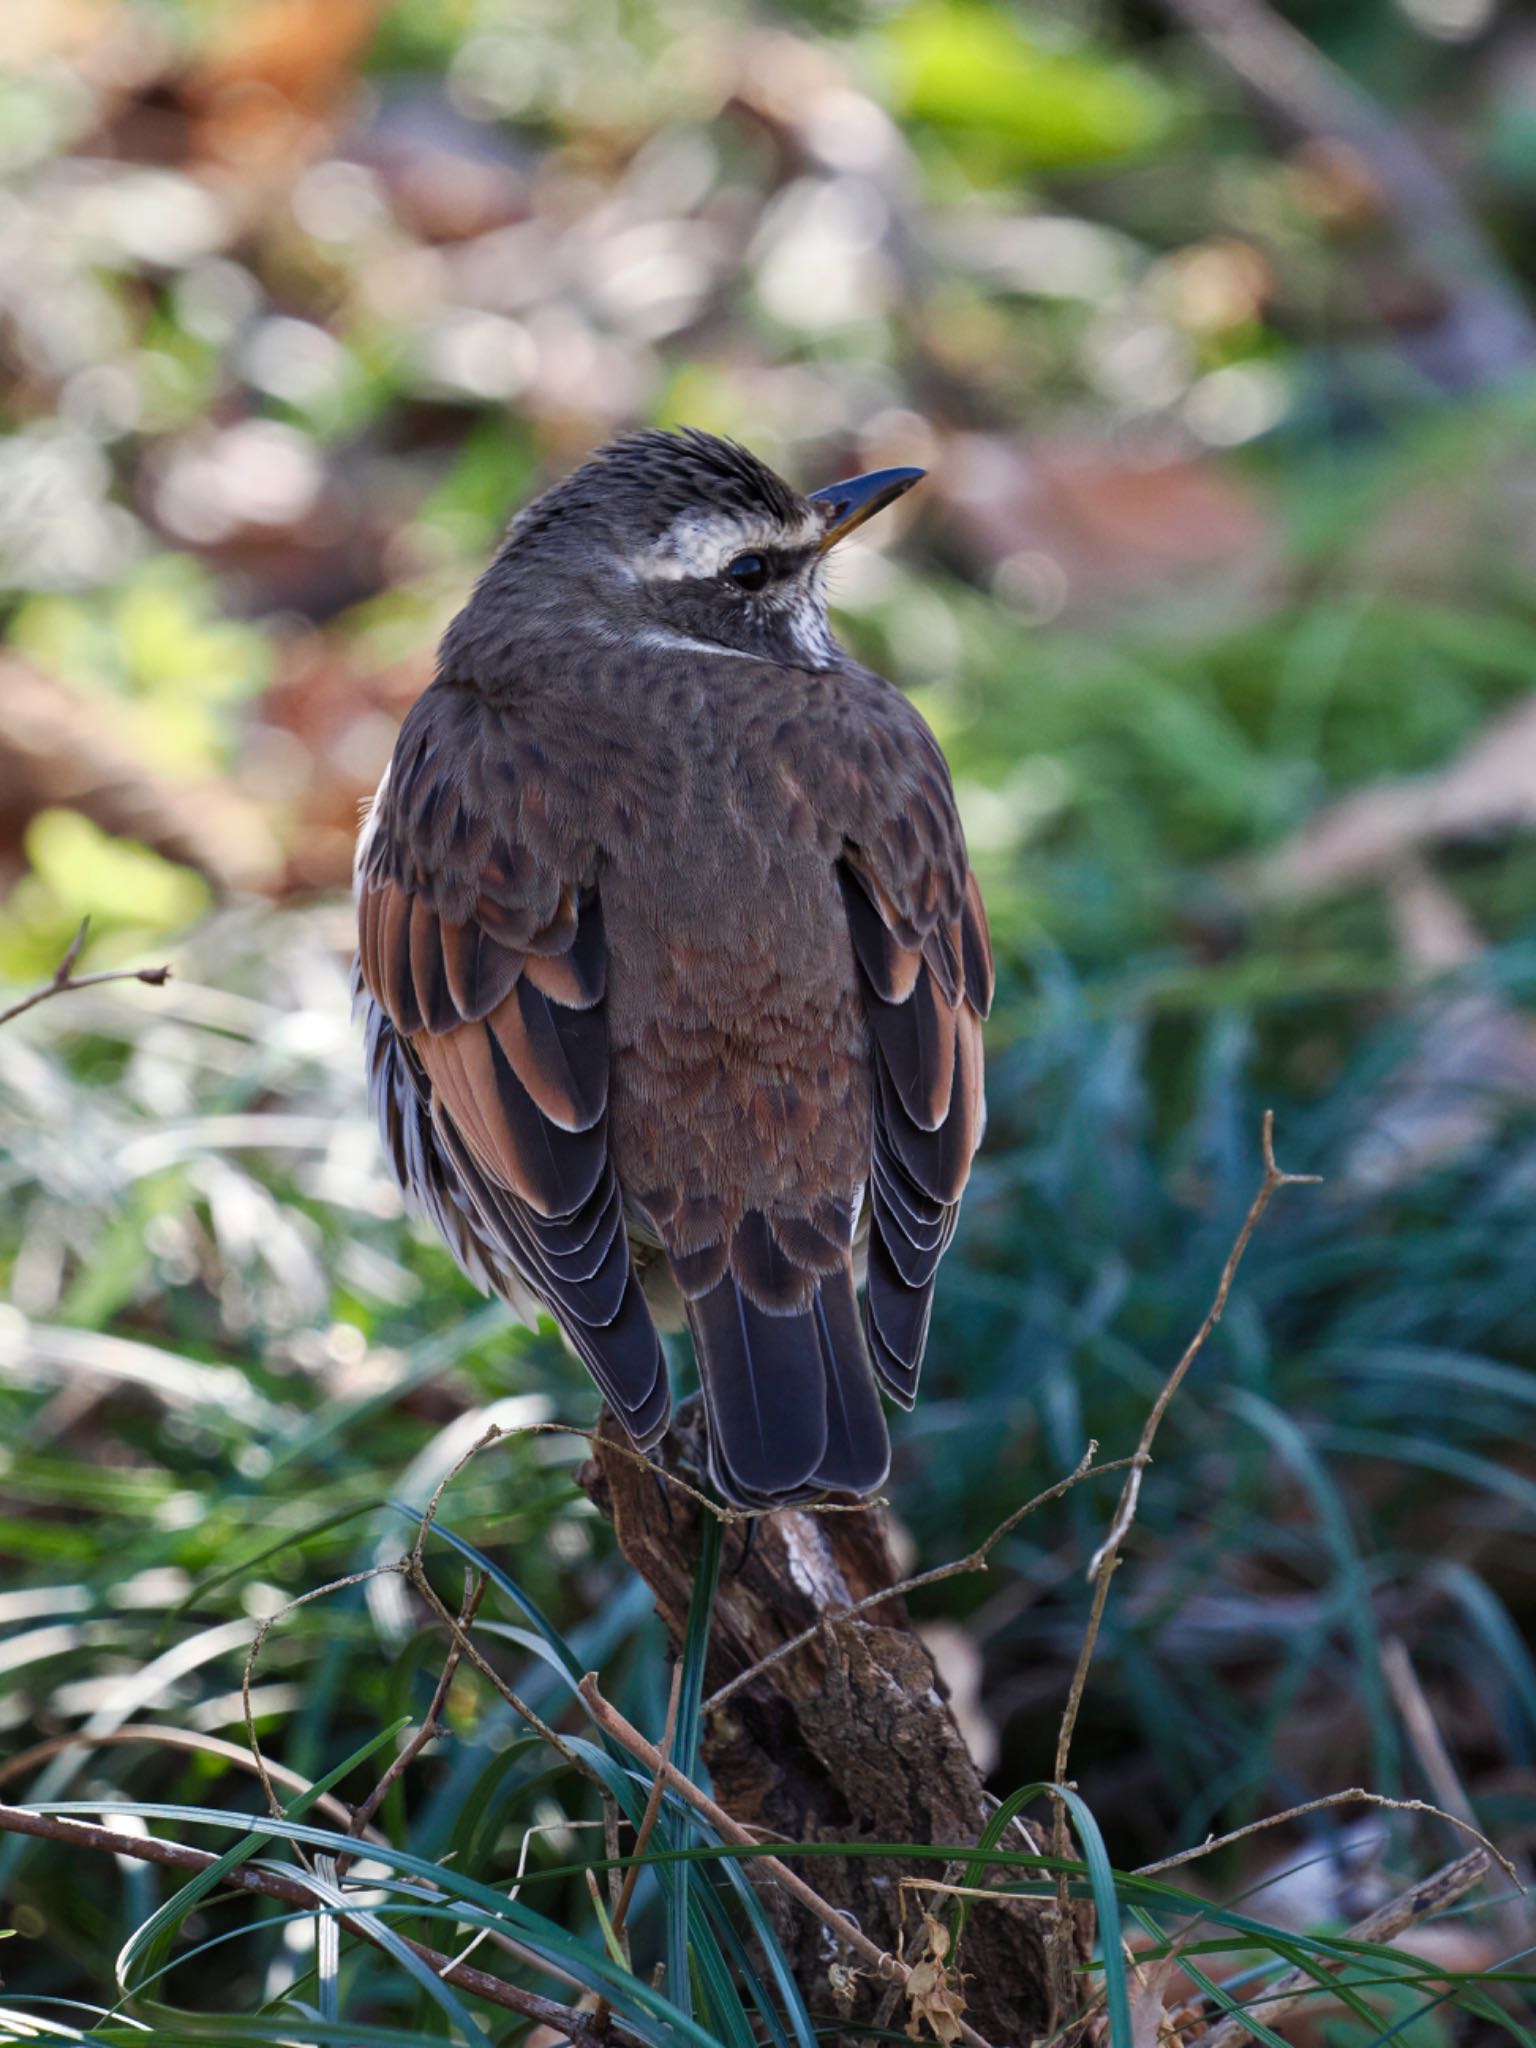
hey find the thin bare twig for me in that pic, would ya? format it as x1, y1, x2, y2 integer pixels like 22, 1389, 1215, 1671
403, 1555, 603, 1789
242, 1564, 405, 1831
614, 1660, 684, 1937
1047, 1112, 1319, 2017
1158, 0, 1536, 390
1136, 1784, 1518, 1885
337, 1567, 487, 1877
0, 1801, 608, 2043
579, 1671, 997, 2048
1199, 1847, 1490, 2048
1084, 1114, 1319, 1591
704, 1444, 1130, 1713
0, 918, 170, 1029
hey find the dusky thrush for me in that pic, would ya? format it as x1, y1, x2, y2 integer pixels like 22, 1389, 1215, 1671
354, 429, 992, 1508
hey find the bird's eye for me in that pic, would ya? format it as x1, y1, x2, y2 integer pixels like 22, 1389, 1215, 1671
725, 552, 769, 593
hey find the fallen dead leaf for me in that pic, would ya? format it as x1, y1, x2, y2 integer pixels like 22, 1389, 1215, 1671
905, 1913, 969, 2046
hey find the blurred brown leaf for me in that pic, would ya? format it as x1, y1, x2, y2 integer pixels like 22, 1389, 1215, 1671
939, 433, 1274, 615
0, 658, 278, 894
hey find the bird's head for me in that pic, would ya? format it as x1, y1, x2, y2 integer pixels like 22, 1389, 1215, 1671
477, 427, 923, 673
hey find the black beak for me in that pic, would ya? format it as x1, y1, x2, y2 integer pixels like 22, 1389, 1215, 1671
809, 465, 925, 551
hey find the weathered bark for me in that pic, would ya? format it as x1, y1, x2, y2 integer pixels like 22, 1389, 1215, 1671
580, 1399, 1061, 2045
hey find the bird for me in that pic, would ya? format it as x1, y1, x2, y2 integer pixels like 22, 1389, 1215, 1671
353, 427, 992, 1509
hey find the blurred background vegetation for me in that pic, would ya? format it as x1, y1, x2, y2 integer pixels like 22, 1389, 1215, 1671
3, 0, 1536, 2037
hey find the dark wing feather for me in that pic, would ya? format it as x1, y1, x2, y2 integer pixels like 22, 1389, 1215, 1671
355, 700, 667, 1448
840, 847, 990, 1409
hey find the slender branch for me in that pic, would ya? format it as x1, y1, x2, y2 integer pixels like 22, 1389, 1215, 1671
404, 1557, 603, 1787
242, 1563, 404, 1833
0, 918, 171, 1029
1047, 1112, 1318, 2017
1083, 1113, 1319, 1591
0, 1802, 608, 2044
613, 1660, 683, 1937
338, 1567, 487, 1876
1199, 1848, 1490, 2048
1135, 1785, 1518, 1885
579, 1671, 997, 2048
704, 1445, 1131, 1713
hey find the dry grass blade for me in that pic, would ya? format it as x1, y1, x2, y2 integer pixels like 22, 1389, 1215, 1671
0, 1724, 375, 1836
1198, 1847, 1491, 2048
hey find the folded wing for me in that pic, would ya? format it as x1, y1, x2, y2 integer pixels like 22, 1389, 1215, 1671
354, 701, 668, 1448
840, 854, 992, 1408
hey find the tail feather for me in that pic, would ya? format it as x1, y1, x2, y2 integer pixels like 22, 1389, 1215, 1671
686, 1256, 889, 1508
812, 1264, 891, 1496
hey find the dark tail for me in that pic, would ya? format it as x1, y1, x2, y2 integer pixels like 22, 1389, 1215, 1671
686, 1256, 889, 1508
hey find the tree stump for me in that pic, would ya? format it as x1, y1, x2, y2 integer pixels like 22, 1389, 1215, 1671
580, 1400, 1062, 2044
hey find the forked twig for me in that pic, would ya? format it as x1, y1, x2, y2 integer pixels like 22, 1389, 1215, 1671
402, 1555, 604, 1787
1084, 1113, 1320, 1590
242, 1564, 405, 1830
0, 917, 171, 1028
337, 1567, 488, 1877
1047, 1112, 1319, 2015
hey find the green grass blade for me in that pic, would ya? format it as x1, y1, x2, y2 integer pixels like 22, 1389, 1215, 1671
667, 1510, 722, 2025
117, 1715, 411, 1999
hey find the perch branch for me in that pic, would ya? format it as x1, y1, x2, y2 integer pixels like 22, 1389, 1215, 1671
579, 1671, 997, 2048
704, 1443, 1129, 1712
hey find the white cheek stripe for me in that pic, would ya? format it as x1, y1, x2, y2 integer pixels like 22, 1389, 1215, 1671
632, 626, 758, 659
